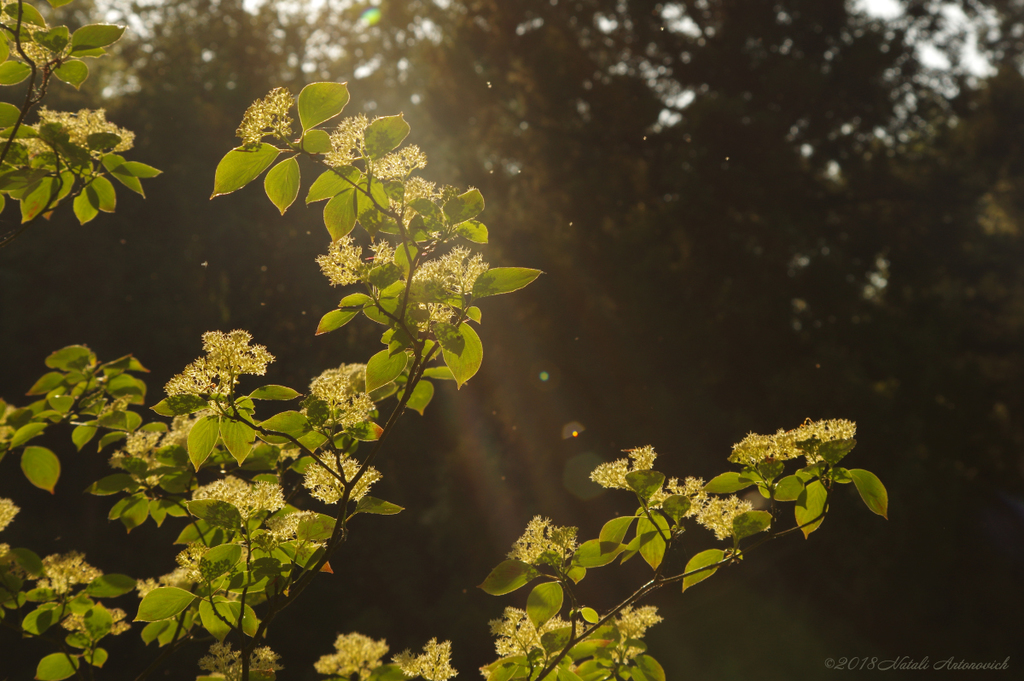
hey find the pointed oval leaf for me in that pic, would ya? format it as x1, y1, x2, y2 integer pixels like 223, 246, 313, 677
682, 549, 725, 591
249, 385, 300, 400
135, 586, 196, 622
0, 102, 19, 127
211, 144, 280, 198
364, 114, 410, 159
323, 189, 357, 240
316, 308, 358, 335
264, 156, 299, 214
637, 515, 668, 570
0, 61, 31, 85
472, 267, 542, 299
457, 219, 488, 243
732, 510, 772, 540
848, 469, 888, 519
478, 560, 539, 595
354, 496, 405, 515
70, 24, 125, 53
632, 655, 666, 681
599, 516, 635, 544
703, 471, 757, 493
187, 414, 221, 469
660, 495, 691, 524
301, 128, 332, 153
21, 446, 59, 493
443, 188, 485, 224
306, 166, 360, 203
625, 470, 666, 502
53, 60, 88, 89
405, 379, 434, 415
297, 82, 350, 131
86, 574, 136, 598
573, 539, 624, 568
773, 475, 804, 502
151, 394, 209, 417
187, 499, 242, 530
35, 652, 79, 681
220, 418, 255, 464
580, 607, 600, 624
365, 349, 408, 393
794, 479, 828, 538
12, 422, 47, 448
526, 582, 563, 628
435, 322, 483, 389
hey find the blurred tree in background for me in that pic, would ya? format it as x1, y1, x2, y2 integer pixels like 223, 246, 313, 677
2, 0, 1022, 677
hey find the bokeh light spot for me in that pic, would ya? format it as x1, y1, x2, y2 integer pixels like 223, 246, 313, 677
360, 8, 382, 26
561, 421, 585, 439
539, 370, 549, 381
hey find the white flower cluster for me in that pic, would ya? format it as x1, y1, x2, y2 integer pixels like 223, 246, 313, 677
303, 454, 381, 504
488, 607, 568, 658
314, 632, 390, 679
165, 330, 274, 397
393, 638, 457, 681
199, 642, 282, 681
507, 516, 578, 564
730, 418, 856, 466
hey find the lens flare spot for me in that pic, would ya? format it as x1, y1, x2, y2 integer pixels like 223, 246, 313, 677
360, 8, 382, 26
561, 421, 585, 440
539, 371, 550, 382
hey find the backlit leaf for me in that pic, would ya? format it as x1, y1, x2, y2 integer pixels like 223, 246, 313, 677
211, 144, 280, 198
21, 446, 59, 493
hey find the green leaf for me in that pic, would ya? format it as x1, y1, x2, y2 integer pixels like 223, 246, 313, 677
83, 605, 113, 639
599, 516, 635, 544
115, 161, 161, 179
306, 166, 360, 203
703, 471, 757, 494
364, 114, 410, 159
0, 102, 17, 128
625, 470, 666, 502
85, 175, 117, 214
35, 653, 79, 681
442, 188, 485, 224
53, 60, 89, 89
258, 410, 311, 443
23, 604, 60, 635
323, 189, 357, 240
580, 607, 599, 624
301, 129, 332, 154
732, 510, 772, 541
220, 418, 256, 464
151, 394, 209, 417
20, 176, 58, 223
264, 156, 300, 215
70, 24, 126, 54
422, 366, 455, 381
819, 438, 856, 465
354, 496, 405, 515
773, 475, 804, 502
71, 421, 97, 448
457, 219, 488, 243
11, 547, 44, 576
211, 144, 280, 198
794, 479, 828, 538
316, 308, 358, 335
682, 549, 725, 591
135, 586, 196, 622
472, 268, 542, 298
249, 385, 300, 401
12, 421, 47, 447
526, 582, 563, 628
187, 415, 221, 469
632, 655, 666, 681
87, 133, 122, 152
297, 81, 350, 131
73, 191, 99, 225
200, 543, 243, 580
478, 560, 539, 595
85, 648, 108, 668
21, 446, 59, 493
573, 539, 624, 568
365, 349, 408, 392
404, 379, 434, 415
45, 345, 94, 371
848, 469, 888, 519
27, 371, 65, 395
0, 61, 30, 86
4, 2, 45, 25
349, 421, 383, 441
435, 322, 483, 389
187, 499, 242, 530
296, 513, 336, 541
637, 515, 669, 570
86, 473, 136, 496
660, 495, 691, 524
33, 26, 69, 52
86, 574, 136, 598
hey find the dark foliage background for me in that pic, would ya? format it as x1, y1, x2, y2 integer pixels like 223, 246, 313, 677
2, 0, 1022, 678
